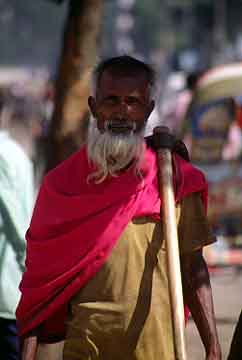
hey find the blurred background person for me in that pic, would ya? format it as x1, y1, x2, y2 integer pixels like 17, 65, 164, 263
158, 70, 202, 137
175, 71, 203, 137
0, 93, 43, 359
181, 97, 241, 164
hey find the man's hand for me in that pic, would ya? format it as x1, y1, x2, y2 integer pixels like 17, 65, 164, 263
145, 126, 190, 162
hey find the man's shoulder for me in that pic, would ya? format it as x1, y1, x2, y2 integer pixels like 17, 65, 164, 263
174, 153, 207, 206
0, 132, 25, 159
47, 146, 87, 176
43, 146, 89, 191
0, 133, 32, 180
174, 153, 206, 179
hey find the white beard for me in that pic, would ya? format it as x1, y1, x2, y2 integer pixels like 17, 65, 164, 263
87, 116, 145, 183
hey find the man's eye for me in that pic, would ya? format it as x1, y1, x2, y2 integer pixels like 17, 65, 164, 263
104, 96, 118, 105
126, 97, 140, 105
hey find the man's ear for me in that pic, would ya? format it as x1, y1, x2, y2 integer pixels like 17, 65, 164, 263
88, 96, 97, 117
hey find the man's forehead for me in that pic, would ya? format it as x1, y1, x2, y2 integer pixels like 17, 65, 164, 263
97, 69, 150, 95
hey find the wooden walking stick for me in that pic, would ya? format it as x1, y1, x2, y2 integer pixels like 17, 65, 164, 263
153, 126, 187, 360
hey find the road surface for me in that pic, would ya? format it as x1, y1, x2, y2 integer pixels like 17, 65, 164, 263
186, 267, 242, 359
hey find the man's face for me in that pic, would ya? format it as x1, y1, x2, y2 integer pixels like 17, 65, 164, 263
88, 69, 155, 135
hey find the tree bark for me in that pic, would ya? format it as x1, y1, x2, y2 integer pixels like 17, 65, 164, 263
46, 0, 103, 171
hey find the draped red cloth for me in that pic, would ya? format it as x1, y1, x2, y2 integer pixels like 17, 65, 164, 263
16, 145, 207, 341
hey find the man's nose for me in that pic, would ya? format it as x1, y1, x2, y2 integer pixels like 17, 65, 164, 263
118, 101, 129, 117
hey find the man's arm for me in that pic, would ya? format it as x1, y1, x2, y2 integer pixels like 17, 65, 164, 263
21, 336, 38, 360
181, 249, 222, 360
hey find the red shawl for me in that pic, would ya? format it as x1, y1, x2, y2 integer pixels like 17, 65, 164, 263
16, 145, 207, 341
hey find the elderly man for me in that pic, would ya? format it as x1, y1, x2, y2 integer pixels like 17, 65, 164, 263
17, 56, 221, 360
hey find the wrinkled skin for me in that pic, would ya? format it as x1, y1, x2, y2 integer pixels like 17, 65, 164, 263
88, 70, 155, 134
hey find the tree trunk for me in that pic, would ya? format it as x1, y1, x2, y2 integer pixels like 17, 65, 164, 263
46, 0, 103, 171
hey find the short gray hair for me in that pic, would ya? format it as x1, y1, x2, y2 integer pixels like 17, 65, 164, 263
91, 55, 156, 97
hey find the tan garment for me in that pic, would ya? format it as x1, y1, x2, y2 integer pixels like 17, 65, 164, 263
36, 342, 64, 360
35, 193, 214, 360
60, 193, 214, 360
